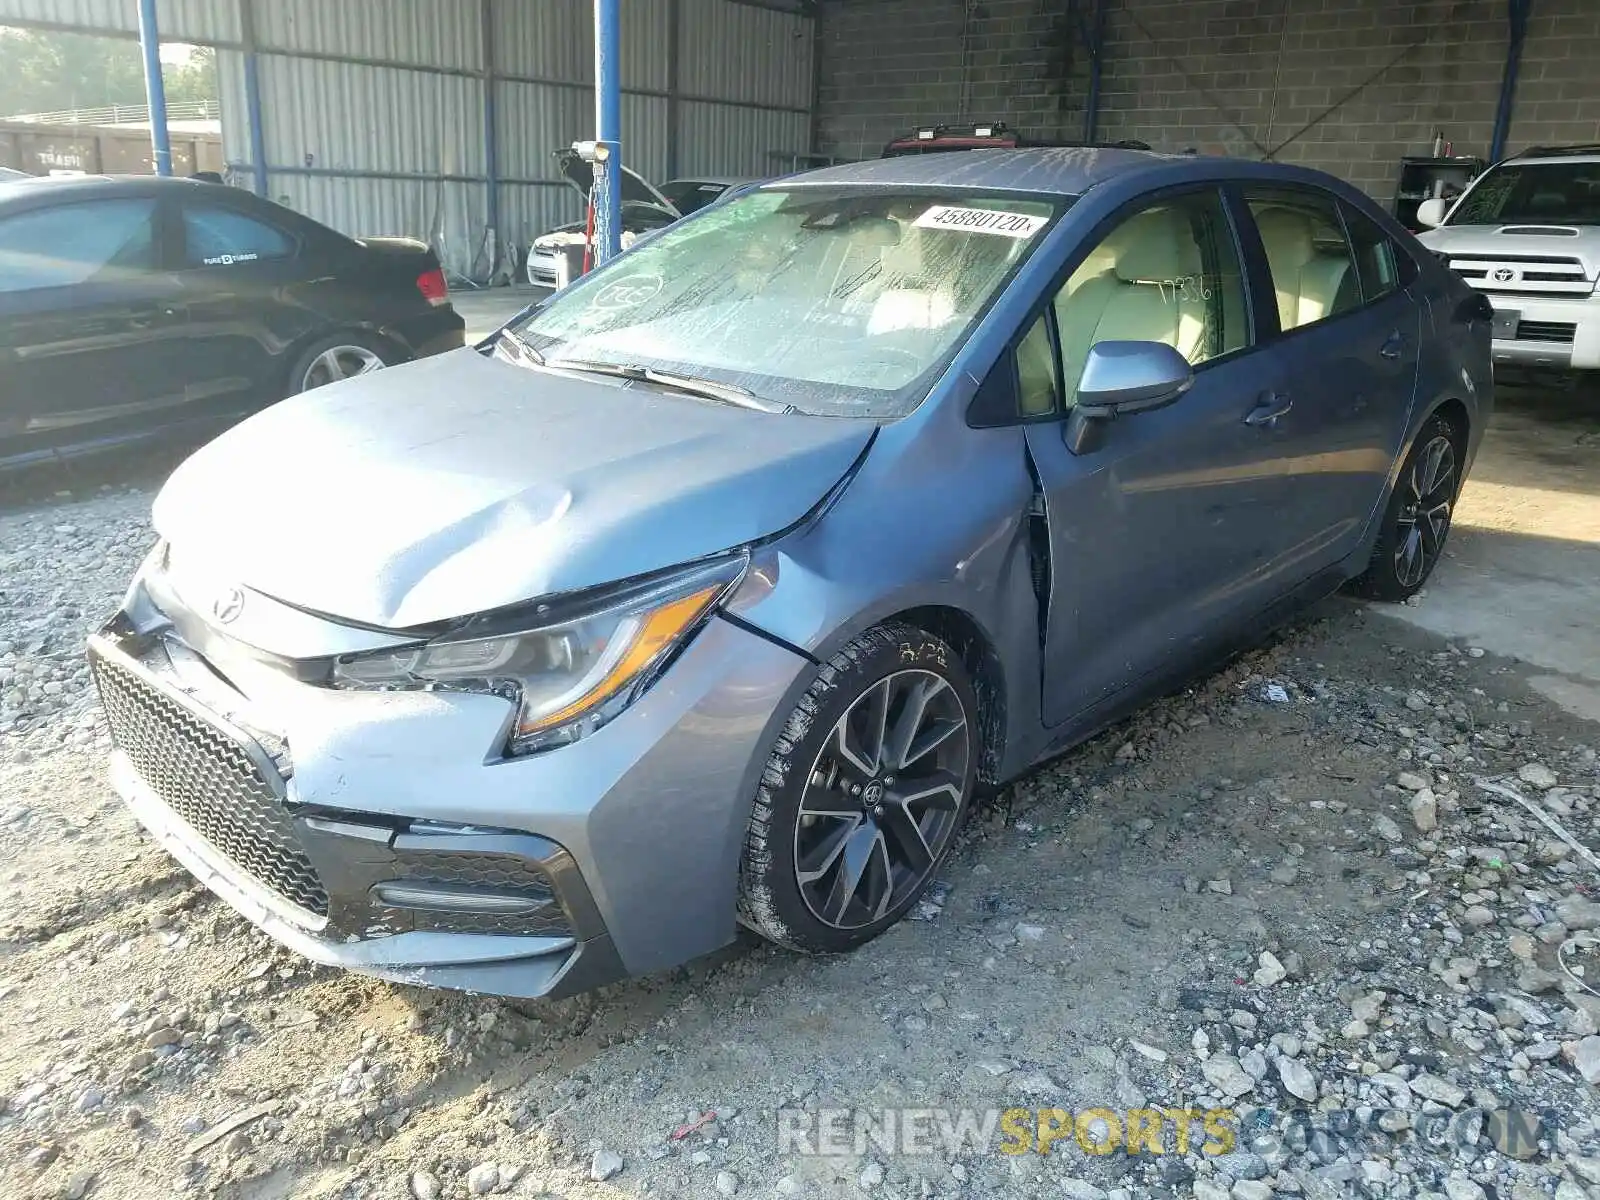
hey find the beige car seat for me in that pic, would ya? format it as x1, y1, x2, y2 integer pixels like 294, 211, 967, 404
868, 288, 956, 334
1253, 207, 1352, 330
1065, 242, 1118, 297
1054, 207, 1208, 398
865, 223, 959, 334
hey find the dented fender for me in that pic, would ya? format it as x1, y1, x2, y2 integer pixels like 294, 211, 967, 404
728, 402, 1053, 783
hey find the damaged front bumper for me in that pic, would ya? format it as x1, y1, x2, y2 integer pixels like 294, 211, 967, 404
89, 626, 620, 997
86, 559, 809, 998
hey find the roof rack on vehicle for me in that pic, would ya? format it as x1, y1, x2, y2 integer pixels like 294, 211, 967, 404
880, 121, 1152, 157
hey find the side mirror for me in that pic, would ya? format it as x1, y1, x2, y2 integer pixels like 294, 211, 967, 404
1078, 340, 1194, 415
1415, 197, 1448, 228
1064, 341, 1193, 455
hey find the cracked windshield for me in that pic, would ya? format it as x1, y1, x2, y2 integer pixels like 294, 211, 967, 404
513, 188, 1064, 417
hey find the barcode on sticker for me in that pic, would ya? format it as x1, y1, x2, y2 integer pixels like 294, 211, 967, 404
913, 206, 1048, 238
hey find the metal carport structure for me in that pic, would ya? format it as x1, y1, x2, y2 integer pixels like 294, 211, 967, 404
0, 0, 816, 280
1, 0, 1572, 277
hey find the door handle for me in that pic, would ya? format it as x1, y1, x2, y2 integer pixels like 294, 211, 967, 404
1379, 331, 1405, 360
1244, 392, 1292, 428
128, 305, 182, 329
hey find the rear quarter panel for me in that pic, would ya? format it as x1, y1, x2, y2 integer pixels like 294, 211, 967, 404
1381, 241, 1492, 505
280, 231, 462, 361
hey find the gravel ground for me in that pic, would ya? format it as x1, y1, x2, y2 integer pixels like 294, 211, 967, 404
1, 471, 1598, 1200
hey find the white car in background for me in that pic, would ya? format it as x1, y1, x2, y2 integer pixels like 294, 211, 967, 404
525, 150, 752, 287
1416, 144, 1600, 373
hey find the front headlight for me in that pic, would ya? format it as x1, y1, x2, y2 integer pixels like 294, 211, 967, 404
330, 556, 746, 754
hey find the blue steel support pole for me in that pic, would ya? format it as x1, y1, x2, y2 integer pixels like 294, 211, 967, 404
240, 0, 269, 195
482, 0, 501, 279
1083, 0, 1108, 144
594, 0, 623, 265
136, 0, 173, 176
1490, 0, 1532, 163
666, 0, 680, 182
243, 55, 268, 194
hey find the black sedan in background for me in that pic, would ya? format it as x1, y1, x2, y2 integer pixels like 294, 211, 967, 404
0, 174, 464, 471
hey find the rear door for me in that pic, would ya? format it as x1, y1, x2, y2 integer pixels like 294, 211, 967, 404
1236, 185, 1423, 568
0, 195, 189, 463
1339, 199, 1426, 461
172, 195, 317, 412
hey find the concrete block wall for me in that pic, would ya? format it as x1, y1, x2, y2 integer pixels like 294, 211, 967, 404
815, 0, 1090, 159
816, 0, 1600, 199
1513, 0, 1600, 151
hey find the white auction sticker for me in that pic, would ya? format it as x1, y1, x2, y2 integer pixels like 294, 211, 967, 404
913, 205, 1048, 238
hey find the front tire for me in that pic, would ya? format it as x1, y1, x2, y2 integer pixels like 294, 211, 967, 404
1350, 412, 1461, 602
737, 623, 978, 954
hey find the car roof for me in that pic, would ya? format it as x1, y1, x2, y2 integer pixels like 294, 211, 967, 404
664, 176, 751, 187
0, 173, 227, 204
1506, 153, 1600, 166
779, 146, 1192, 196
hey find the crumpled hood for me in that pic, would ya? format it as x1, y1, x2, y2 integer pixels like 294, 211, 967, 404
152, 349, 874, 629
1419, 223, 1600, 282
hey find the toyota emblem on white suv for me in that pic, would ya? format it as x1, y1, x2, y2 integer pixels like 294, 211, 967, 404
1492, 267, 1517, 283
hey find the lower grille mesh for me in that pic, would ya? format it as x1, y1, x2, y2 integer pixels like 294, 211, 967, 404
1515, 320, 1576, 344
91, 651, 329, 919
388, 849, 569, 936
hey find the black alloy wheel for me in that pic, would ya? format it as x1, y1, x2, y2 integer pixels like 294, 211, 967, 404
1351, 412, 1461, 602
793, 667, 968, 930
1393, 433, 1457, 590
738, 624, 978, 953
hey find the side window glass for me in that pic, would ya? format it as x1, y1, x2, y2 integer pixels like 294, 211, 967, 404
182, 205, 293, 268
0, 199, 157, 293
1016, 315, 1058, 417
1244, 188, 1360, 332
1341, 203, 1404, 300
1052, 189, 1250, 402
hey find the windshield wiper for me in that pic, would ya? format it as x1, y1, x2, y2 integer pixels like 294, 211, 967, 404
495, 326, 545, 365
548, 359, 793, 414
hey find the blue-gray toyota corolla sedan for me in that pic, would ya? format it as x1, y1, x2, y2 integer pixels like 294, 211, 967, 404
89, 148, 1492, 998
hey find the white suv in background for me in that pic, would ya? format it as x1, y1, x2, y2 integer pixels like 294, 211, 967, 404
1416, 145, 1600, 372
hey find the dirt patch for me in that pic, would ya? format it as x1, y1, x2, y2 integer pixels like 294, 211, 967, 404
3, 586, 1598, 1199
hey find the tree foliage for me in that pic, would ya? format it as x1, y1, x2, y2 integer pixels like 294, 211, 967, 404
0, 28, 219, 119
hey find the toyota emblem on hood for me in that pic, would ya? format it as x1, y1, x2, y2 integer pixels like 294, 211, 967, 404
212, 587, 245, 624
1492, 267, 1517, 283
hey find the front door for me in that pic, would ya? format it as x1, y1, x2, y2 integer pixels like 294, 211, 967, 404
0, 195, 188, 463
1017, 186, 1298, 726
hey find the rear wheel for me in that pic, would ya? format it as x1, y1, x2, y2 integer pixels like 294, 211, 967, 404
1350, 413, 1461, 602
288, 333, 397, 395
737, 623, 977, 953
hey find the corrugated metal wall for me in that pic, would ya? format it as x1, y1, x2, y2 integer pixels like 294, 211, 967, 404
253, 0, 483, 71
0, 0, 816, 280
0, 0, 240, 43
